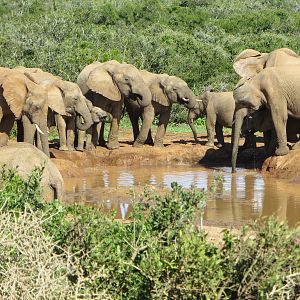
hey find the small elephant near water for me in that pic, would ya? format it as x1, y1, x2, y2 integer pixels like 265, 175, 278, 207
0, 143, 64, 201
188, 91, 235, 147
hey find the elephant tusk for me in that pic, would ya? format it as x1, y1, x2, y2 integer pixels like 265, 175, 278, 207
196, 99, 203, 102
35, 124, 44, 135
182, 97, 190, 102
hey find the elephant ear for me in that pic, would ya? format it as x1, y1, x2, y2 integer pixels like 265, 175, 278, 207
46, 84, 68, 116
150, 74, 170, 107
1, 74, 27, 118
233, 49, 267, 77
86, 67, 121, 101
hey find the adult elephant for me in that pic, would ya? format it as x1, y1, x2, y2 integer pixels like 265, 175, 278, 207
233, 48, 300, 78
231, 65, 300, 172
0, 143, 64, 201
0, 68, 50, 156
77, 60, 152, 150
126, 70, 196, 147
16, 67, 93, 151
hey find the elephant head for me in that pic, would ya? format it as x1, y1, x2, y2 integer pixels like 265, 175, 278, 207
233, 48, 300, 78
85, 98, 109, 123
0, 70, 50, 156
77, 60, 152, 108
24, 70, 93, 131
231, 76, 265, 172
147, 73, 196, 109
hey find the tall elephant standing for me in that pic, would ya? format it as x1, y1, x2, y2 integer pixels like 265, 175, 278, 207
0, 68, 50, 156
231, 48, 300, 171
16, 67, 93, 151
126, 70, 196, 147
77, 60, 152, 150
232, 65, 300, 172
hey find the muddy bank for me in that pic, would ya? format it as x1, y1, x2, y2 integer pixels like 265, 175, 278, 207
50, 130, 267, 176
262, 149, 300, 182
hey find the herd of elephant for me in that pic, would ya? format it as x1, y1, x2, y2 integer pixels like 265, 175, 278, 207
1, 47, 300, 173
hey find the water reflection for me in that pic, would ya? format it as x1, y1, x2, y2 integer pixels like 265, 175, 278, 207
64, 166, 300, 226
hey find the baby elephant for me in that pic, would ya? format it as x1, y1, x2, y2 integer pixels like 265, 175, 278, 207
77, 100, 109, 151
188, 91, 235, 147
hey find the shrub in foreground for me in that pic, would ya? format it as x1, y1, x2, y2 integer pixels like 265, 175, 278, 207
0, 168, 300, 299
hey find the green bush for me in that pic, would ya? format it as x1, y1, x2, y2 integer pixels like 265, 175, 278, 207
0, 167, 300, 299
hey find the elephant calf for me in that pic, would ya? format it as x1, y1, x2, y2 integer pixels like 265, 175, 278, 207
77, 100, 110, 151
188, 91, 235, 147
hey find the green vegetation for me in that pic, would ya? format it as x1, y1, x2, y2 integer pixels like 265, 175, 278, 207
1, 0, 300, 123
1, 167, 300, 299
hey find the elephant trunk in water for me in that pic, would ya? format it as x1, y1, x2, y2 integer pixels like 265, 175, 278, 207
231, 108, 248, 173
75, 98, 93, 131
132, 86, 152, 108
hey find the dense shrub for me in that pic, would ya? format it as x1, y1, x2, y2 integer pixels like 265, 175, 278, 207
0, 167, 300, 298
1, 0, 300, 123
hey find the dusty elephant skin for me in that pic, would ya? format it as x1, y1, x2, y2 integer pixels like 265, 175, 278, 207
0, 143, 64, 201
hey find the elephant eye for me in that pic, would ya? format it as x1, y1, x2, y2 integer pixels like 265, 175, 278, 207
124, 77, 129, 82
173, 87, 177, 91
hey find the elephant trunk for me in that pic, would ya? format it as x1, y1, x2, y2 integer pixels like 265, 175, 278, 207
188, 111, 198, 142
75, 98, 93, 131
132, 86, 152, 108
37, 122, 50, 157
180, 90, 197, 109
231, 108, 248, 173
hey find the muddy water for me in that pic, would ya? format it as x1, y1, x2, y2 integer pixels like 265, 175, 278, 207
64, 166, 300, 226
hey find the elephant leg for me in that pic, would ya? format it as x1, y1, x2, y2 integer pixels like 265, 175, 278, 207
77, 129, 85, 151
22, 115, 36, 145
92, 123, 100, 148
133, 105, 155, 147
188, 115, 199, 143
154, 109, 171, 148
66, 117, 75, 151
269, 103, 289, 156
86, 126, 96, 151
98, 122, 106, 146
55, 114, 68, 151
0, 115, 14, 146
126, 106, 140, 141
215, 123, 224, 148
205, 113, 216, 147
107, 104, 122, 150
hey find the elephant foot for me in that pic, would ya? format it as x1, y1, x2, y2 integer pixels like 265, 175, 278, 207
67, 146, 75, 151
275, 145, 289, 156
59, 145, 69, 151
205, 141, 214, 148
292, 141, 300, 150
76, 147, 84, 152
107, 141, 119, 150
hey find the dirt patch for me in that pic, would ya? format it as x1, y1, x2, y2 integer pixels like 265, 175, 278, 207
50, 129, 266, 176
262, 149, 300, 182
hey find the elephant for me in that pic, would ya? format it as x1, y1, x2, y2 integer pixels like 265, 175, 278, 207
241, 108, 300, 155
77, 60, 152, 150
187, 91, 235, 147
233, 47, 300, 78
0, 68, 50, 156
15, 67, 93, 151
77, 99, 109, 151
126, 70, 196, 147
231, 65, 300, 172
0, 143, 64, 201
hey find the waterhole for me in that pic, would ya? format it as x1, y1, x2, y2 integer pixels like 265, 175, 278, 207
64, 165, 300, 226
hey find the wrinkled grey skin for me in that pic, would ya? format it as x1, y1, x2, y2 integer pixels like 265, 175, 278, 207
188, 91, 235, 147
77, 60, 152, 150
126, 71, 197, 147
0, 143, 64, 201
242, 109, 300, 155
77, 99, 110, 151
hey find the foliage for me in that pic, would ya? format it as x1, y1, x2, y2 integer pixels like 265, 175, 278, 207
0, 167, 300, 298
1, 0, 299, 124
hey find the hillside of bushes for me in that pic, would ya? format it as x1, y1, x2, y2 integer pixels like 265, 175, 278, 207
1, 0, 300, 94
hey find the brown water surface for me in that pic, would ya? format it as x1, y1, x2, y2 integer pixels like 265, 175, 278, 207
64, 166, 300, 226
